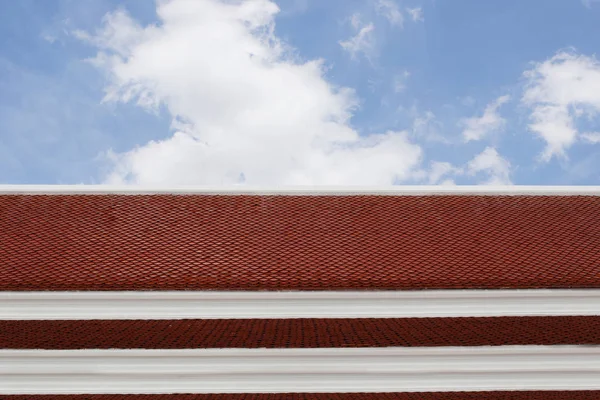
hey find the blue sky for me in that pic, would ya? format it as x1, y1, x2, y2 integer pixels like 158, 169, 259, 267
1, 0, 600, 185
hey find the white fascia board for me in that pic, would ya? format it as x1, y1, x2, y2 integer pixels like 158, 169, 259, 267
1, 185, 600, 195
2, 289, 599, 320
2, 346, 600, 393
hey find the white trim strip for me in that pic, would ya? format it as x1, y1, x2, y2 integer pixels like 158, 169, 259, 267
2, 346, 600, 393
2, 290, 599, 320
2, 185, 600, 195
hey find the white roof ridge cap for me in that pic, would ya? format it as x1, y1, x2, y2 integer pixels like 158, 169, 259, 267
1, 185, 600, 195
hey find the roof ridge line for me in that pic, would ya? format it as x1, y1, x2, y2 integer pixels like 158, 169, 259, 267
2, 185, 600, 195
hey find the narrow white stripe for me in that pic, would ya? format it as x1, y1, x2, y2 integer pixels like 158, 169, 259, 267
1, 184, 600, 195
2, 346, 599, 393
2, 290, 599, 320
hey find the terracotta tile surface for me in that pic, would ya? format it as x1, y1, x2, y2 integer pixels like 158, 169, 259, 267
2, 316, 599, 349
2, 194, 599, 290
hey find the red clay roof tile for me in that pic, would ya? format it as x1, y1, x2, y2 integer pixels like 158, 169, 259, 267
1, 194, 599, 290
2, 316, 600, 349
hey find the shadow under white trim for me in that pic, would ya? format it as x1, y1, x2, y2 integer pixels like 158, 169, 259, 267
2, 346, 600, 393
2, 290, 599, 320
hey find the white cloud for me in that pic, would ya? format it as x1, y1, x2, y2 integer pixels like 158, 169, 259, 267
582, 0, 600, 8
460, 95, 510, 142
406, 7, 424, 22
422, 149, 511, 186
582, 132, 600, 144
467, 147, 512, 185
410, 109, 448, 143
349, 13, 363, 30
393, 70, 410, 93
41, 33, 57, 44
339, 22, 376, 60
459, 96, 476, 107
81, 0, 423, 185
375, 0, 404, 27
522, 51, 600, 161
427, 161, 463, 184
40, 18, 72, 45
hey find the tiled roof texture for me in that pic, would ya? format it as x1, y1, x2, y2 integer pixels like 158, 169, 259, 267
3, 316, 600, 349
1, 194, 600, 291
3, 392, 600, 399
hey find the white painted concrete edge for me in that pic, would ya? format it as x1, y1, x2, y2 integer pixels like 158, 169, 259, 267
2, 289, 599, 320
2, 346, 600, 393
1, 185, 600, 195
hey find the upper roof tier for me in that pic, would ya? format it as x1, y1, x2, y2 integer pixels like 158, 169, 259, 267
2, 186, 599, 291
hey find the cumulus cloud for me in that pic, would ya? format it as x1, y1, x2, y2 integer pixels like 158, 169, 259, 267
420, 147, 511, 186
582, 132, 600, 144
81, 0, 423, 185
406, 7, 424, 22
427, 161, 463, 185
461, 95, 510, 142
410, 110, 448, 143
522, 51, 600, 161
467, 147, 512, 185
375, 0, 404, 27
339, 21, 376, 60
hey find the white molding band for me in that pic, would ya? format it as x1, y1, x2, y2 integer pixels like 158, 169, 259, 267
2, 346, 600, 393
1, 185, 600, 195
2, 290, 600, 320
